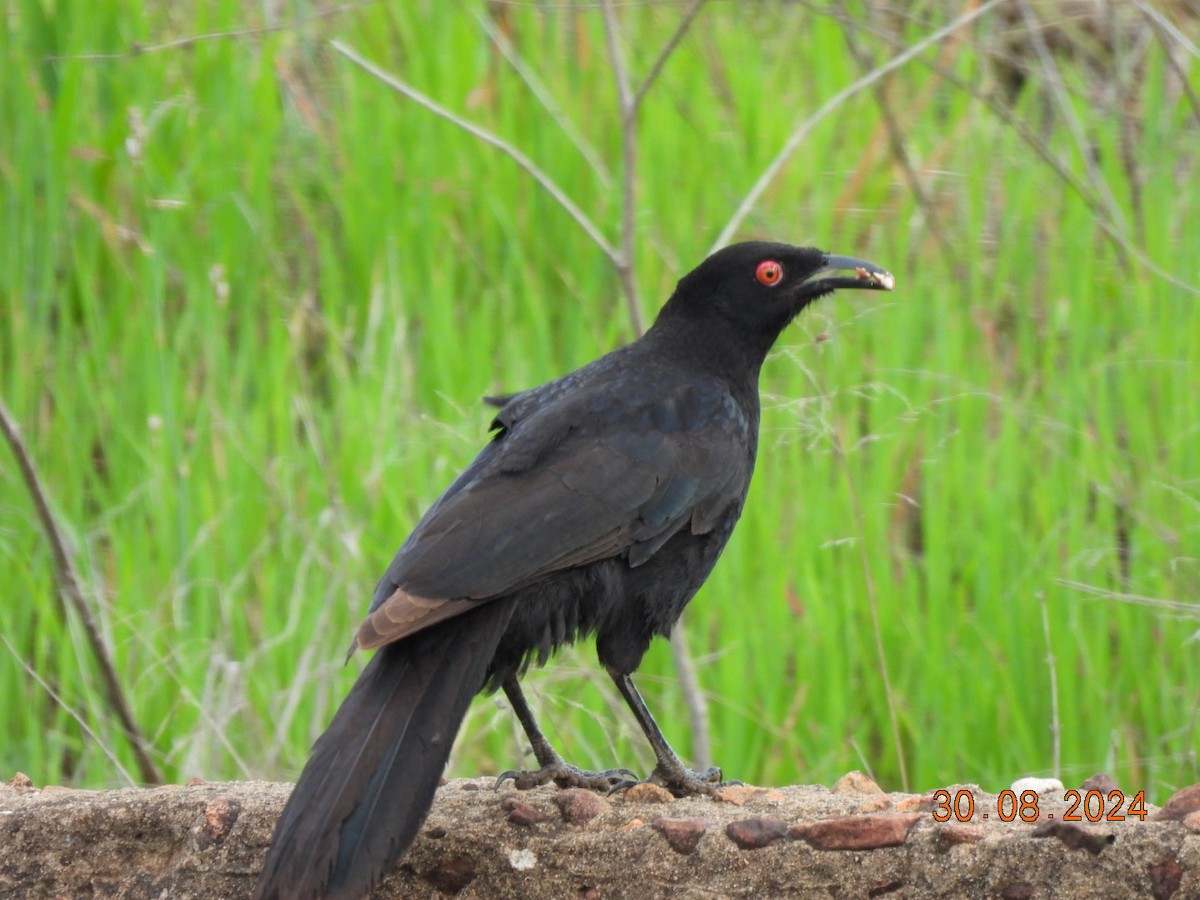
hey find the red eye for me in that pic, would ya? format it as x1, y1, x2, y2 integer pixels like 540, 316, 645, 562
756, 260, 783, 286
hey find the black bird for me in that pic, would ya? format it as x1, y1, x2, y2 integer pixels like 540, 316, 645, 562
253, 241, 894, 899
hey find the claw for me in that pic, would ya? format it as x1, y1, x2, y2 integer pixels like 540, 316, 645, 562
493, 770, 524, 790
494, 762, 640, 793
641, 763, 739, 797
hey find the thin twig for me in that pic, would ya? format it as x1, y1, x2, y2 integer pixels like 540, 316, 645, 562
1016, 0, 1128, 234
832, 6, 1200, 299
45, 0, 379, 61
0, 636, 137, 786
1056, 579, 1198, 615
331, 40, 619, 263
1136, 0, 1200, 128
475, 9, 614, 189
835, 3, 956, 270
1128, 0, 1200, 59
0, 399, 163, 785
711, 0, 1006, 252
666, 621, 712, 770
601, 0, 644, 334
631, 0, 707, 110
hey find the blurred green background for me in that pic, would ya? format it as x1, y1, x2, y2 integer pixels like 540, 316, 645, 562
1, 0, 1197, 803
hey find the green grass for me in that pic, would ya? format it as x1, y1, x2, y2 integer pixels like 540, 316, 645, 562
1, 1, 1197, 803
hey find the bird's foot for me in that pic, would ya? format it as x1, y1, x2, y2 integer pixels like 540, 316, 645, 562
494, 762, 639, 793
615, 763, 740, 797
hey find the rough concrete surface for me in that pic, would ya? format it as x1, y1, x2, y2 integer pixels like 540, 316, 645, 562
1, 771, 1198, 898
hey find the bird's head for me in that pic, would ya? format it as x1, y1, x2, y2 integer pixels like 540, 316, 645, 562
661, 241, 894, 341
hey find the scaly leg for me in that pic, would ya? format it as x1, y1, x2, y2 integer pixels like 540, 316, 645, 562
494, 676, 637, 791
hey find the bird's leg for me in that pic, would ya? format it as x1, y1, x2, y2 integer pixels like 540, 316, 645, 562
609, 669, 736, 796
494, 676, 638, 792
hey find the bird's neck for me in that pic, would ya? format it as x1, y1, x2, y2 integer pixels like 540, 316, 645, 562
639, 313, 771, 413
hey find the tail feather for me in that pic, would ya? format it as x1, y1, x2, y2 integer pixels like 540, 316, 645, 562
253, 599, 515, 900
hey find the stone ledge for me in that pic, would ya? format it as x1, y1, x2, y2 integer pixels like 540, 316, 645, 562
1, 773, 1197, 898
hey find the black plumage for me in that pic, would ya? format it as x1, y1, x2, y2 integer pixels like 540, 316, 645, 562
253, 241, 894, 899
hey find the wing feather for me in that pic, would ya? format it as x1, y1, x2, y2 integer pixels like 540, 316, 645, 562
357, 374, 751, 649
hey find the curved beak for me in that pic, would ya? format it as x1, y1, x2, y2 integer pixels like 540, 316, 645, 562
800, 253, 895, 296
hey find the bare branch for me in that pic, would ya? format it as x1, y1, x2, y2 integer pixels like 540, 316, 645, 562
667, 621, 711, 770
842, 10, 1200, 299
0, 399, 162, 785
0, 636, 136, 786
331, 40, 619, 263
1016, 0, 1128, 233
1135, 0, 1200, 128
475, 9, 614, 189
835, 4, 957, 270
631, 0, 707, 112
711, 0, 1007, 252
1128, 0, 1200, 59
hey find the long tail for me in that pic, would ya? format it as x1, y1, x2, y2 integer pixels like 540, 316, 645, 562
253, 599, 515, 900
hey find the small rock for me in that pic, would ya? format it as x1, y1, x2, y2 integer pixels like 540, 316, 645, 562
713, 785, 762, 806
6, 773, 34, 790
201, 798, 241, 842
652, 816, 709, 854
726, 816, 789, 849
1010, 776, 1064, 795
185, 776, 208, 787
1080, 773, 1119, 794
506, 848, 537, 871
1030, 821, 1114, 856
894, 794, 935, 813
859, 794, 891, 813
620, 818, 645, 830
1149, 856, 1183, 900
999, 883, 1034, 900
423, 855, 476, 894
791, 814, 920, 850
501, 797, 546, 827
934, 824, 985, 850
833, 771, 883, 794
554, 789, 610, 825
623, 783, 674, 804
1152, 784, 1200, 822
460, 782, 481, 792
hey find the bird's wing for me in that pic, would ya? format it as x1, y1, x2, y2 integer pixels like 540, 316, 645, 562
355, 375, 751, 650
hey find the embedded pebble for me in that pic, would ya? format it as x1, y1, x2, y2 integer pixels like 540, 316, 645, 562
935, 823, 985, 850
1079, 773, 1119, 794
1153, 784, 1200, 821
726, 816, 788, 849
553, 788, 610, 825
1031, 821, 1115, 856
501, 797, 546, 826
201, 798, 241, 842
652, 816, 709, 855
791, 814, 921, 850
833, 771, 882, 795
622, 783, 673, 804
